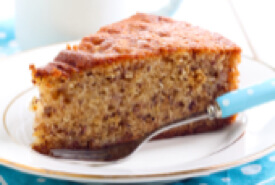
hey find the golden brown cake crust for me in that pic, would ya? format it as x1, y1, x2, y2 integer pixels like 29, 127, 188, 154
30, 13, 241, 78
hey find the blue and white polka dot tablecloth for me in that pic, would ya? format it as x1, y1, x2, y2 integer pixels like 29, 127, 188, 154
1, 16, 275, 185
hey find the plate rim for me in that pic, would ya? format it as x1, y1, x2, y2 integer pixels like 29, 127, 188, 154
1, 134, 275, 182
0, 44, 275, 182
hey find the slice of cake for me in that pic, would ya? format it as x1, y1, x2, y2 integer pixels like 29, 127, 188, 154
30, 13, 241, 154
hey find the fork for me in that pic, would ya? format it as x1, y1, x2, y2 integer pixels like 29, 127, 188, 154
51, 78, 275, 163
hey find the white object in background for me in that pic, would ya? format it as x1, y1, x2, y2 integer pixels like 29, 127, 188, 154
15, 0, 181, 50
0, 0, 14, 21
231, 0, 275, 68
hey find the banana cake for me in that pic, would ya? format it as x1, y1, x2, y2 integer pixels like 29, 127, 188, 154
30, 13, 241, 155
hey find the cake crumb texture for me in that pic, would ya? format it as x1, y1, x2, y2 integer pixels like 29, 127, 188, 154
30, 13, 241, 154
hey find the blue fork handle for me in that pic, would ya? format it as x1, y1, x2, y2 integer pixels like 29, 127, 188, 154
216, 78, 275, 118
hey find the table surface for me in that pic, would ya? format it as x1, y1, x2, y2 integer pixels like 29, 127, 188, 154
0, 0, 275, 184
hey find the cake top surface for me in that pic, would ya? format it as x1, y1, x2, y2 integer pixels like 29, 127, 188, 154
31, 13, 241, 78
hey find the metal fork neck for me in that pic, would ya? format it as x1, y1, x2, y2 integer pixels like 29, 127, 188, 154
207, 104, 222, 119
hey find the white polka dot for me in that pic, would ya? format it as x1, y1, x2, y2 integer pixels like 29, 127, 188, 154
0, 32, 6, 39
222, 99, 230, 106
241, 164, 262, 175
37, 178, 46, 183
221, 177, 231, 182
247, 89, 254, 95
269, 155, 275, 162
272, 81, 275, 86
8, 40, 18, 48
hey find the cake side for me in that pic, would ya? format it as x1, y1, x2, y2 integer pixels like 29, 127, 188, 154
155, 51, 240, 139
31, 49, 240, 154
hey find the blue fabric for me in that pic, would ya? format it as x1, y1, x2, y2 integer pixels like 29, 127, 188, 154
0, 19, 19, 57
1, 14, 275, 185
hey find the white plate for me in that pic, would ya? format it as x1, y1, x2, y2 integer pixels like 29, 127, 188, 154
0, 43, 275, 183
